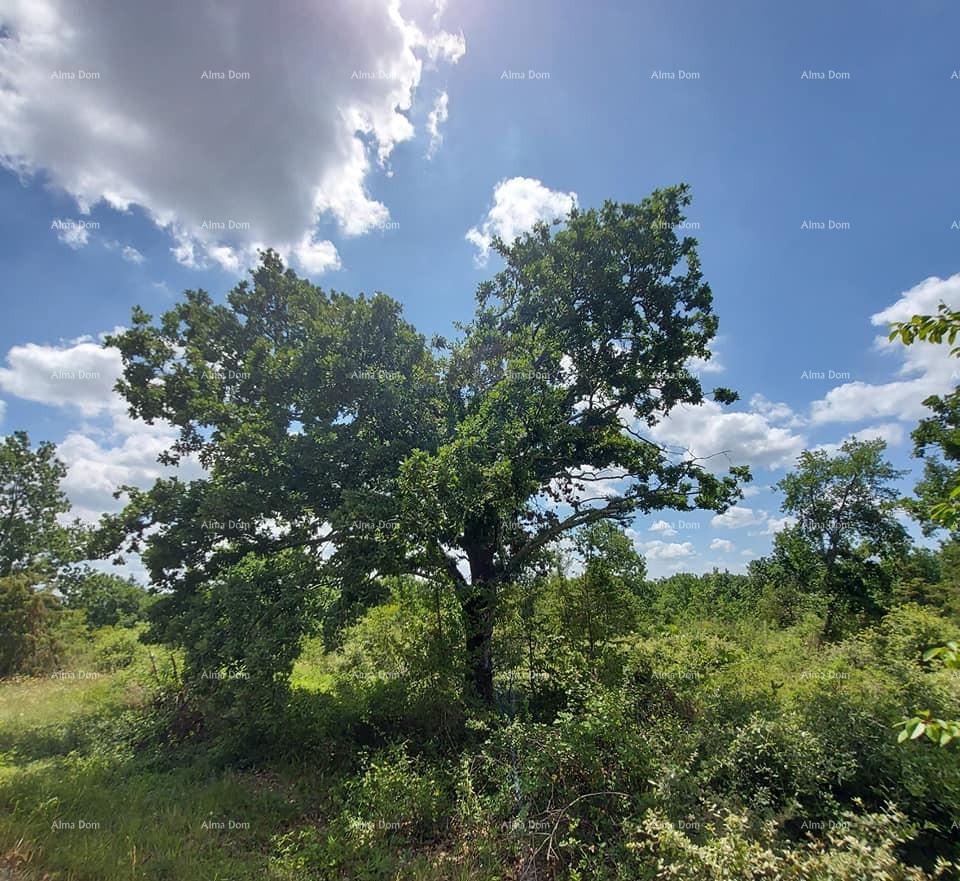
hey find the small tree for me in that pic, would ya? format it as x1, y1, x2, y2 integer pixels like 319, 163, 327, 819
546, 522, 646, 658
58, 567, 152, 628
0, 573, 62, 676
772, 439, 910, 635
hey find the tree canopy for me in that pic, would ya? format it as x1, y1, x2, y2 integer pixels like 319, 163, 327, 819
769, 438, 909, 634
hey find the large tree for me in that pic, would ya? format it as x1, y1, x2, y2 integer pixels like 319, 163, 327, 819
101, 185, 746, 705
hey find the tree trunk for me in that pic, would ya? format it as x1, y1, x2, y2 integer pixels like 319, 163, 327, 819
461, 512, 501, 706
462, 585, 496, 705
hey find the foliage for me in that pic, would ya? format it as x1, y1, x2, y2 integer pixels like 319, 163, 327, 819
890, 303, 960, 533
539, 522, 647, 658
321, 576, 466, 744
897, 641, 960, 747
768, 439, 909, 634
0, 572, 63, 676
0, 430, 81, 577
635, 804, 956, 880
58, 566, 152, 627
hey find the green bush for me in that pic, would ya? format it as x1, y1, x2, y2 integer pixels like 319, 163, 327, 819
704, 712, 849, 817
92, 626, 141, 672
634, 804, 957, 880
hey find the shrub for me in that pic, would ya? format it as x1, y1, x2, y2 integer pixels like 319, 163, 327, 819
703, 712, 850, 817
89, 626, 141, 672
633, 803, 957, 880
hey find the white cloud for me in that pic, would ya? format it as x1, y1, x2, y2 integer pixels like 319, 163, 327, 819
710, 538, 734, 552
120, 244, 144, 264
0, 339, 122, 417
425, 90, 449, 158
711, 505, 764, 529
0, 0, 464, 275
293, 234, 343, 276
810, 274, 960, 425
58, 430, 201, 523
648, 399, 807, 473
755, 514, 796, 536
749, 393, 803, 428
0, 334, 202, 522
53, 219, 91, 249
649, 519, 677, 537
688, 354, 725, 374
639, 539, 696, 560
812, 422, 906, 456
466, 177, 577, 265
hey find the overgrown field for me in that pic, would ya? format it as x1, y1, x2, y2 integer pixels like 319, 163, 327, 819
2, 593, 958, 880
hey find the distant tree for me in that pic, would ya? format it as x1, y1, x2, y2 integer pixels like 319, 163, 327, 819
100, 186, 746, 707
0, 431, 77, 577
58, 567, 151, 628
771, 439, 910, 635
546, 522, 646, 657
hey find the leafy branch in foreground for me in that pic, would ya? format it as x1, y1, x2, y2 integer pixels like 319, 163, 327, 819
896, 641, 959, 747
890, 303, 960, 533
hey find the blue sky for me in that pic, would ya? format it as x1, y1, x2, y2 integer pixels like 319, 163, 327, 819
1, 0, 959, 577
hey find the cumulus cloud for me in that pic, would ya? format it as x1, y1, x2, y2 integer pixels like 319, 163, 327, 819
649, 519, 678, 537
711, 505, 764, 529
754, 514, 796, 536
0, 0, 464, 275
292, 235, 342, 276
812, 422, 906, 456
639, 539, 696, 560
425, 90, 448, 158
648, 399, 807, 473
52, 219, 92, 249
688, 354, 725, 374
120, 244, 144, 264
709, 538, 735, 552
58, 430, 202, 523
810, 274, 960, 425
749, 393, 804, 428
466, 177, 577, 265
0, 338, 122, 416
0, 334, 201, 522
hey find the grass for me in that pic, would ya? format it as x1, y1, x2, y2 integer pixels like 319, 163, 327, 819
0, 645, 305, 881
0, 642, 483, 881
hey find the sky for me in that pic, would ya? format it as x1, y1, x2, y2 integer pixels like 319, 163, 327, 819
0, 0, 959, 578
